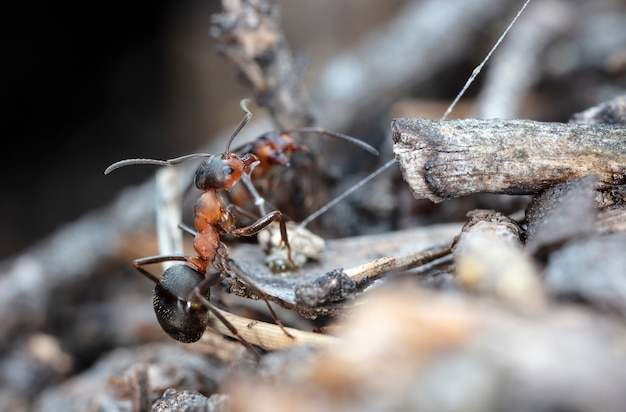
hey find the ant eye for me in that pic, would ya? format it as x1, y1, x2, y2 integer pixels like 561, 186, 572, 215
221, 166, 234, 176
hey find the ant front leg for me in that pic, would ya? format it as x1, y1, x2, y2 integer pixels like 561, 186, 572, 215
228, 210, 294, 266
236, 171, 269, 217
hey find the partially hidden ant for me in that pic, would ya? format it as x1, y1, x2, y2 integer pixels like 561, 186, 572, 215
234, 125, 378, 186
104, 99, 296, 352
228, 121, 380, 221
225, 110, 380, 270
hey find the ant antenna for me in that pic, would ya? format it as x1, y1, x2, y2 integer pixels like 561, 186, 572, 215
283, 127, 379, 156
104, 153, 213, 175
296, 0, 533, 230
104, 98, 254, 175
225, 98, 253, 153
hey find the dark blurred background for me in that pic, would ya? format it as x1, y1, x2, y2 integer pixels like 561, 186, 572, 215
3, 0, 626, 259
2, 1, 219, 258
1, 0, 412, 259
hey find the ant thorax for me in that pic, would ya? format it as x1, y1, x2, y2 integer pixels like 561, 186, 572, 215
193, 191, 223, 231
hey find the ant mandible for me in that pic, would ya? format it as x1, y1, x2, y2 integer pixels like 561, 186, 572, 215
105, 98, 294, 346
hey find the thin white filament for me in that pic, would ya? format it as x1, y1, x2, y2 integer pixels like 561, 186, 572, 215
299, 0, 533, 229
440, 0, 533, 121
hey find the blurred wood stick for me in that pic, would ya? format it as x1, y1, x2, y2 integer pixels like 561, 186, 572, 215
392, 118, 626, 203
209, 307, 339, 351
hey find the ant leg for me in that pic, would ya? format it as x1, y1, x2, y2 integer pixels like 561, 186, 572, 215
192, 288, 262, 360
133, 254, 191, 283
228, 210, 293, 266
237, 171, 267, 216
178, 222, 197, 237
134, 254, 207, 278
226, 203, 262, 224
217, 253, 295, 340
226, 193, 284, 225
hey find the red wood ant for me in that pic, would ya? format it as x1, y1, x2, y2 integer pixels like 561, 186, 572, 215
105, 99, 294, 269
224, 113, 380, 270
105, 99, 295, 350
228, 123, 380, 222
234, 126, 378, 185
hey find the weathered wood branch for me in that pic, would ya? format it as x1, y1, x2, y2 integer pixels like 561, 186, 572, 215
392, 118, 626, 203
211, 0, 315, 130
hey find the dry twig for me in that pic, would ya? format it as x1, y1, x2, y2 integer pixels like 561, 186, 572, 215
392, 118, 626, 202
207, 307, 339, 351
211, 0, 315, 130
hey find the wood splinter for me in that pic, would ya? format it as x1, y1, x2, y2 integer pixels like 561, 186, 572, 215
392, 118, 626, 203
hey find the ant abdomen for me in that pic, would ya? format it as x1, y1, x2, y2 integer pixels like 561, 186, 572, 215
152, 265, 211, 343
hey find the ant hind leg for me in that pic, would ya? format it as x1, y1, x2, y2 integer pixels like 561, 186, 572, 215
217, 252, 295, 340
192, 287, 263, 360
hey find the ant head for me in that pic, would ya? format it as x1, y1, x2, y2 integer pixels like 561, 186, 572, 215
195, 153, 258, 191
195, 153, 243, 191
253, 132, 308, 167
152, 265, 210, 343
